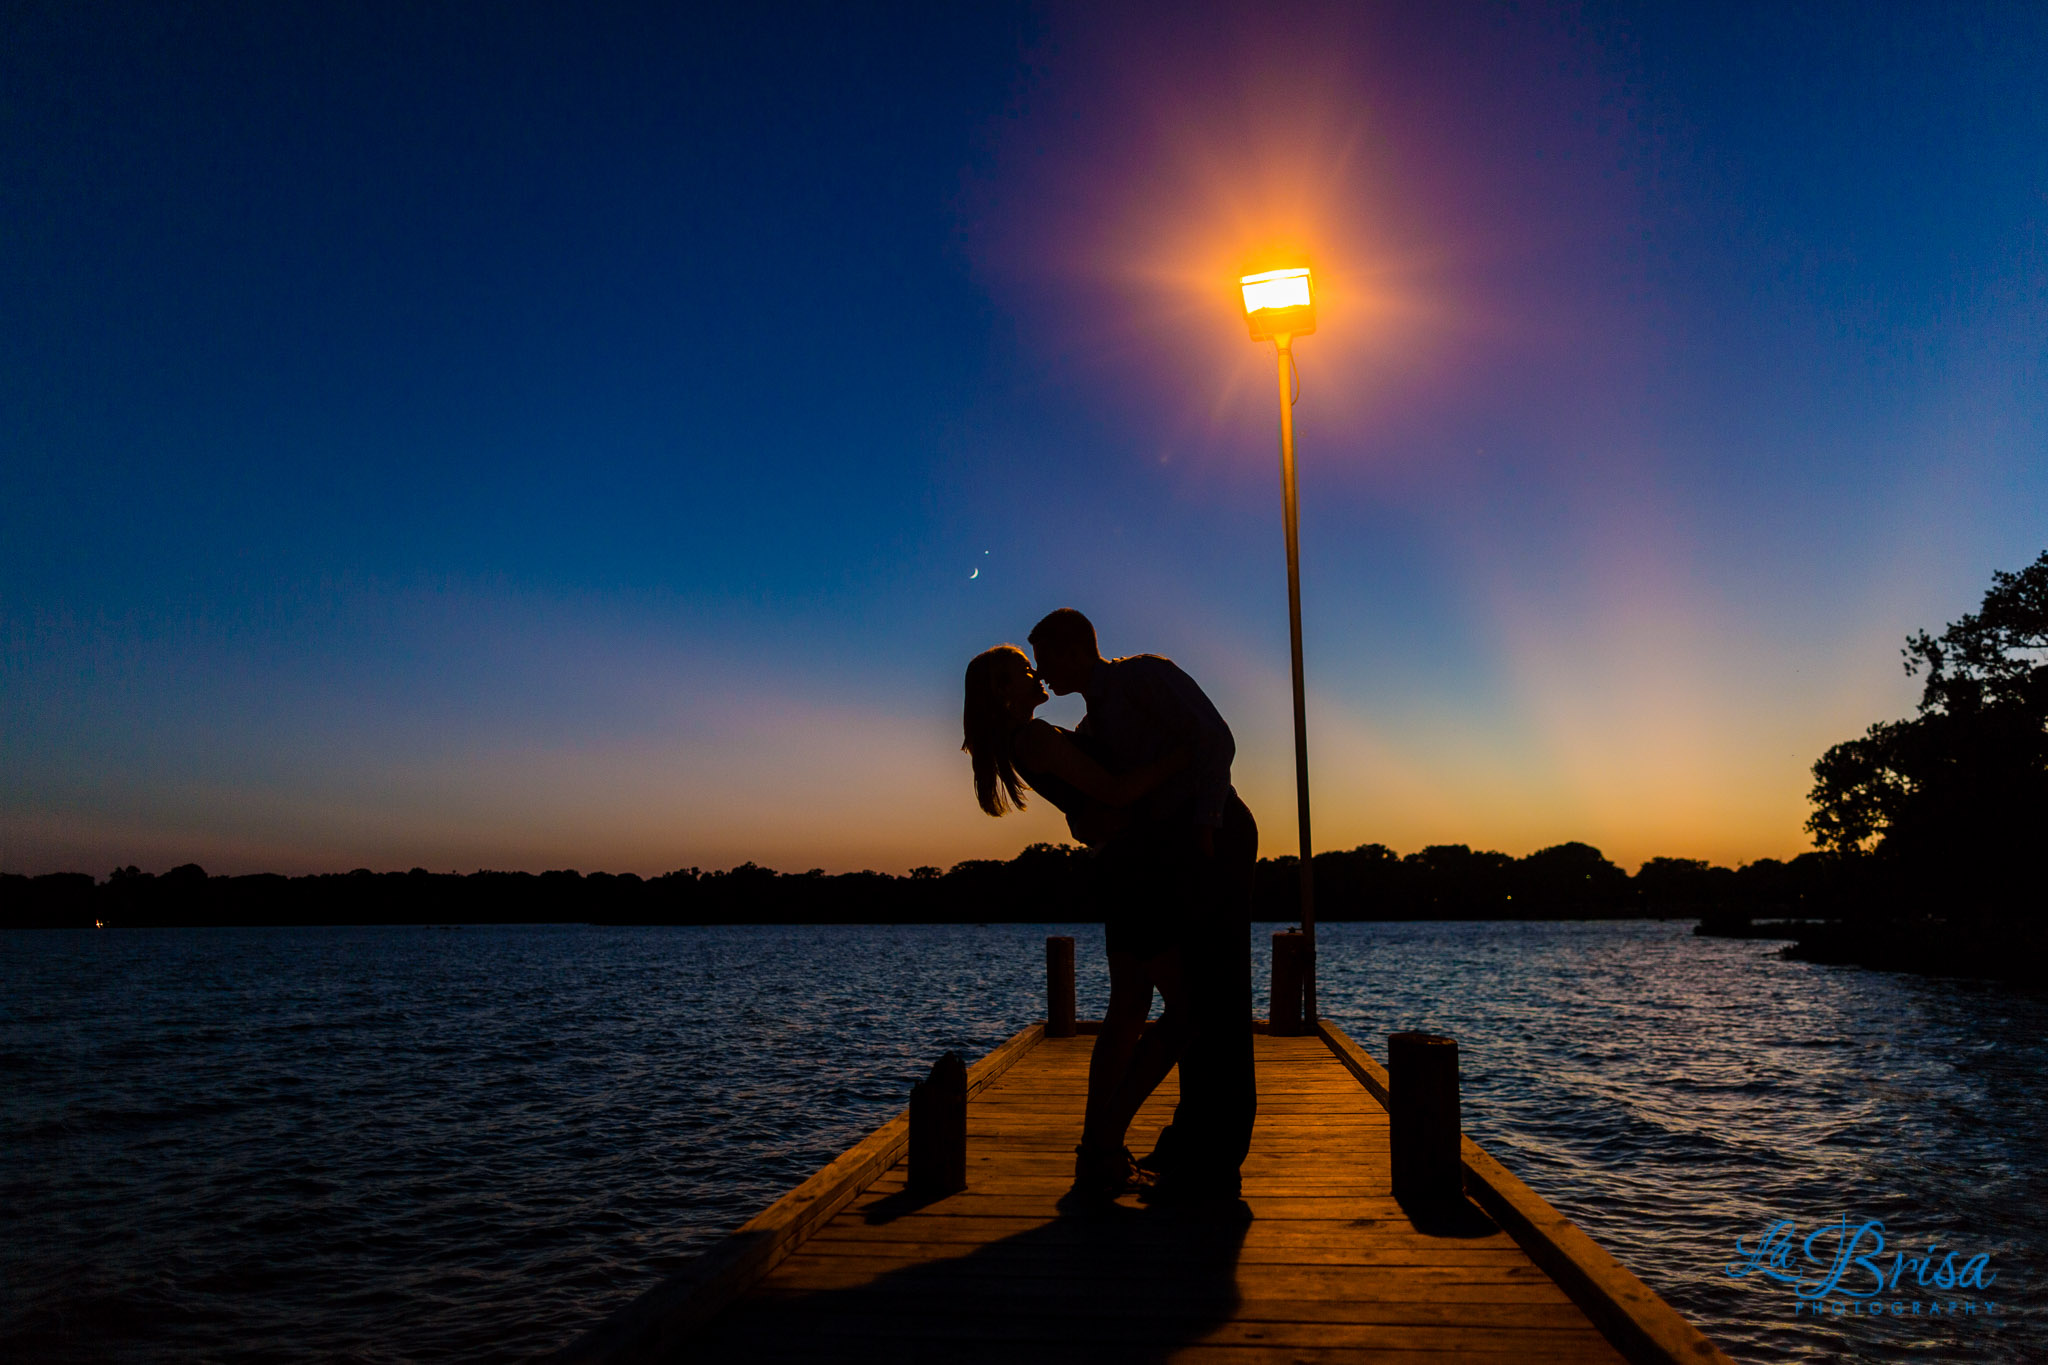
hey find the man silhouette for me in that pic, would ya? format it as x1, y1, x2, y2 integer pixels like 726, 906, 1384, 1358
1028, 608, 1258, 1201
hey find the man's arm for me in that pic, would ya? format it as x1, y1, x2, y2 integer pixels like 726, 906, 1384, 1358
1014, 719, 1191, 808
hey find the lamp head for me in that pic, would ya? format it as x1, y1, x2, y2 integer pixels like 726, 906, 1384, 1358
1240, 266, 1314, 341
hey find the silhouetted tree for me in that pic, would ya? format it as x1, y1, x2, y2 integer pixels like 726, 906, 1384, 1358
1635, 857, 1717, 914
1807, 550, 2047, 922
1514, 841, 1630, 917
1402, 844, 1515, 916
1305, 843, 1405, 917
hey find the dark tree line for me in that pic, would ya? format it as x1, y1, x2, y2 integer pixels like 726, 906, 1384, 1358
1795, 550, 2046, 980
1258, 841, 1843, 920
4, 840, 1840, 930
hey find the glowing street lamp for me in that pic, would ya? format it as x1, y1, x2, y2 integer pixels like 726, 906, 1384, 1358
1240, 267, 1316, 341
1241, 264, 1318, 1025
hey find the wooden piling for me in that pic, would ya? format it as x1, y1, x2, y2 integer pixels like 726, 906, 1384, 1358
1269, 928, 1306, 1034
1388, 1030, 1463, 1208
1044, 935, 1075, 1038
907, 1051, 966, 1197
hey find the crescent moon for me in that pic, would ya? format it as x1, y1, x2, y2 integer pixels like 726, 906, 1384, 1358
969, 568, 979, 579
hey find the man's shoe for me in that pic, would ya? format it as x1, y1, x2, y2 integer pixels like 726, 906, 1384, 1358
1071, 1143, 1154, 1199
1134, 1123, 1178, 1175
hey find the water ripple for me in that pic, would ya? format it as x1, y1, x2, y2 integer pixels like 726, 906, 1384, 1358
1313, 920, 2048, 1363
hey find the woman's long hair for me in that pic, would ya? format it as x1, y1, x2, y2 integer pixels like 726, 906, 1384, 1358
962, 645, 1029, 816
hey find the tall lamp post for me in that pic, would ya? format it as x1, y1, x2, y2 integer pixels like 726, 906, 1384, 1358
1241, 266, 1318, 1024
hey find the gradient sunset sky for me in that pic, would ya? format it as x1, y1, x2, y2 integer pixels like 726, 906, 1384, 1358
4, 2, 2043, 878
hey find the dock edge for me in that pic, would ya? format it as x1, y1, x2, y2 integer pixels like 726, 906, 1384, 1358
541, 1022, 1046, 1365
1316, 1020, 1734, 1365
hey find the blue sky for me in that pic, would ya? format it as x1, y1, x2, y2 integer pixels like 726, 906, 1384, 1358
4, 2, 2043, 876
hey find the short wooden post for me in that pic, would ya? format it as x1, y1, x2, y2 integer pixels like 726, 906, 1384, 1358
1045, 935, 1076, 1037
1269, 929, 1306, 1034
1388, 1031, 1462, 1209
908, 1051, 967, 1196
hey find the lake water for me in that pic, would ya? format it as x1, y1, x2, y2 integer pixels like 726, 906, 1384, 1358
3, 920, 2042, 1363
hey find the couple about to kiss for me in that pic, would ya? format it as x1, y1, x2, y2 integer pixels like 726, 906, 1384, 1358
961, 608, 1258, 1205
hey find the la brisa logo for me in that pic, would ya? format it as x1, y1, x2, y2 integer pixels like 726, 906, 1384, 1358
1726, 1216, 2004, 1322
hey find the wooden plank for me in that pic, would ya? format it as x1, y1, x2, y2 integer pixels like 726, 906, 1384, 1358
857, 1175, 1393, 1198
794, 1240, 1534, 1267
721, 1294, 1616, 1329
936, 1140, 1388, 1159
730, 1296, 1614, 1329
836, 1190, 1439, 1221
543, 1024, 1046, 1365
701, 1344, 1621, 1365
808, 1218, 1523, 1251
698, 1298, 1627, 1363
706, 1301, 1623, 1351
758, 1258, 1573, 1299
778, 1250, 1548, 1282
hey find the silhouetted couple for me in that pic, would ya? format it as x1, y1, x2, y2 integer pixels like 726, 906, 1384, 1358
962, 609, 1256, 1204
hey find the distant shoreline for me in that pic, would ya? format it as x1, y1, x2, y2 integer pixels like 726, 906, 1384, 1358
3, 840, 1833, 931
1782, 918, 2047, 987
1694, 911, 2046, 986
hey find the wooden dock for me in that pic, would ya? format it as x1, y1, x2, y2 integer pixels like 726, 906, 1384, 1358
551, 1019, 1731, 1364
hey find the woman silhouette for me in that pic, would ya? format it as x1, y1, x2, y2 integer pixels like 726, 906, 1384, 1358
961, 644, 1188, 1197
